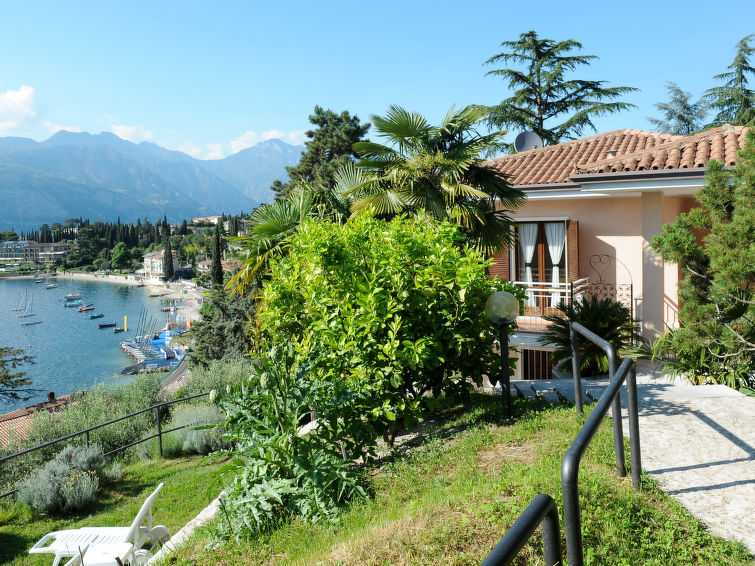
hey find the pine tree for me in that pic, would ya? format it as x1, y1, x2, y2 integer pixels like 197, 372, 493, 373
648, 82, 708, 135
705, 34, 755, 127
485, 30, 638, 146
211, 223, 223, 287
272, 106, 370, 198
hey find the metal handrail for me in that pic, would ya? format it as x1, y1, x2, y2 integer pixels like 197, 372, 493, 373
561, 357, 638, 566
0, 391, 209, 498
480, 493, 561, 566
570, 321, 627, 478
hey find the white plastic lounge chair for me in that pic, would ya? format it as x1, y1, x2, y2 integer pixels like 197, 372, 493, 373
29, 483, 170, 566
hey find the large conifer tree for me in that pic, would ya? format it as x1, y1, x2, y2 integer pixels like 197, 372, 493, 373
651, 131, 755, 388
705, 34, 755, 127
272, 106, 369, 198
485, 31, 637, 146
648, 82, 708, 135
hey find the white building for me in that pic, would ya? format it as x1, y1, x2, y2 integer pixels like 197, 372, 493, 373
142, 250, 179, 279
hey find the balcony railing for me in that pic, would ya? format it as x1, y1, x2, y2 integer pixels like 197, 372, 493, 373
509, 277, 633, 333
508, 278, 589, 332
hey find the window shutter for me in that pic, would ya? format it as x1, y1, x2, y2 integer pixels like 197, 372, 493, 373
566, 219, 579, 282
488, 247, 511, 281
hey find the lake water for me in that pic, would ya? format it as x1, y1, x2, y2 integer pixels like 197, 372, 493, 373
0, 276, 176, 412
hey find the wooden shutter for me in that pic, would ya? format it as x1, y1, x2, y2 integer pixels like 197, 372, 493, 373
566, 219, 579, 282
488, 247, 511, 281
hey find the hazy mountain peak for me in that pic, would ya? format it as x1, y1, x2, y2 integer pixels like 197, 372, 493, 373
0, 130, 304, 230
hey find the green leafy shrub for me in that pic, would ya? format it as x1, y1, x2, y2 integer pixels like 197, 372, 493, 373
167, 404, 226, 455
217, 345, 368, 540
16, 444, 103, 514
25, 373, 162, 456
540, 295, 639, 376
135, 430, 185, 460
176, 357, 253, 400
59, 471, 99, 512
257, 212, 522, 445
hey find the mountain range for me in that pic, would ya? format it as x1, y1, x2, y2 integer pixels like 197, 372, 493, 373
0, 131, 304, 231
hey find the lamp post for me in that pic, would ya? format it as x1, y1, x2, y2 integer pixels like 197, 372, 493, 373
486, 291, 520, 420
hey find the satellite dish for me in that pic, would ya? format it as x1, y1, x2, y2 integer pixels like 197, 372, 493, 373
514, 131, 544, 152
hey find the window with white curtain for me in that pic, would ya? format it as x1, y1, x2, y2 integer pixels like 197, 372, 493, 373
514, 221, 567, 306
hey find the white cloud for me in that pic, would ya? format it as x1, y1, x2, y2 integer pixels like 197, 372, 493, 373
230, 129, 287, 154
110, 123, 153, 143
0, 85, 37, 134
176, 128, 308, 161
204, 142, 225, 160
43, 121, 82, 133
176, 141, 202, 158
286, 130, 307, 145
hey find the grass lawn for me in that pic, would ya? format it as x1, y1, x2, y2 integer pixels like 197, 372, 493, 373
0, 454, 230, 565
165, 394, 751, 566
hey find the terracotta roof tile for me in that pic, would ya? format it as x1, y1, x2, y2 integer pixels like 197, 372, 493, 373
0, 395, 74, 448
486, 124, 750, 186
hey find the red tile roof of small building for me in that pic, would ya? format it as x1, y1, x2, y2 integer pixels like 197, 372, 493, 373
485, 124, 750, 187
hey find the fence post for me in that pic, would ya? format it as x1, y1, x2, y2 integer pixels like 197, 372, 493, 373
155, 406, 163, 458
570, 326, 583, 414
626, 363, 642, 487
85, 430, 90, 448
607, 349, 626, 478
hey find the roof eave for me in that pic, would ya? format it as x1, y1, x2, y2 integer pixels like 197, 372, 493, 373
569, 167, 711, 184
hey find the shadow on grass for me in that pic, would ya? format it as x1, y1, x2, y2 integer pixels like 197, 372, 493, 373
0, 531, 31, 564
373, 393, 563, 467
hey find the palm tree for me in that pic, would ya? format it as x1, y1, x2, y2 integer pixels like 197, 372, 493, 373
226, 176, 353, 296
346, 105, 525, 255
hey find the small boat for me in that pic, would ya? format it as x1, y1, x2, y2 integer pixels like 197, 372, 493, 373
46, 282, 58, 289
113, 327, 125, 333
17, 297, 35, 318
99, 322, 116, 328
78, 305, 95, 312
12, 291, 28, 312
89, 313, 104, 319
65, 293, 81, 300
21, 320, 43, 326
64, 299, 82, 307
34, 276, 44, 283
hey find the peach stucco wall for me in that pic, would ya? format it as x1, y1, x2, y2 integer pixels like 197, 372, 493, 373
513, 193, 690, 336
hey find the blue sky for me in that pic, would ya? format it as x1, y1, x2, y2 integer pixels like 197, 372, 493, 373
1, 0, 753, 159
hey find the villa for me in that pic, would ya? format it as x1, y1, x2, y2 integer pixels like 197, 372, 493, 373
486, 124, 750, 378
141, 250, 179, 280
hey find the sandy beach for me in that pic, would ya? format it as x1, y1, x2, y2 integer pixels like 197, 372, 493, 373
62, 272, 205, 320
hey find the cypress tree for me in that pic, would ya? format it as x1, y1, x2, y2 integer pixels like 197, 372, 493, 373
211, 223, 223, 287
163, 237, 174, 281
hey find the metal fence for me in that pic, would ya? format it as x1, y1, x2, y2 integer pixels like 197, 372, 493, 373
481, 323, 642, 566
0, 391, 209, 499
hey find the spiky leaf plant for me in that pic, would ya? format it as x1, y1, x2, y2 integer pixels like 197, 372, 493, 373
540, 296, 639, 376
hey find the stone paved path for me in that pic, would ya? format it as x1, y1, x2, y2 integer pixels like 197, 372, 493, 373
506, 360, 755, 555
